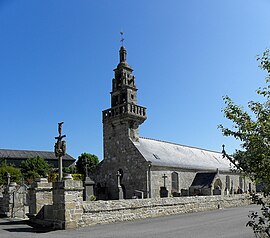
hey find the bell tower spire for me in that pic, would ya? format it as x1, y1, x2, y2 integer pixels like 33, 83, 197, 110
119, 46, 127, 63
102, 40, 147, 144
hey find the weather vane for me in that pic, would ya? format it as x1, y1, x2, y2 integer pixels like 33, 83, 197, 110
120, 31, 124, 46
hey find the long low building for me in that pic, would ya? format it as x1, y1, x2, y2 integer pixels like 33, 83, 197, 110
0, 149, 75, 168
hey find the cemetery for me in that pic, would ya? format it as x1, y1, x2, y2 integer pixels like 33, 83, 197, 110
0, 43, 254, 230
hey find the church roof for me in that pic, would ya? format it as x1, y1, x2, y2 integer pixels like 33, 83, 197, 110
0, 149, 75, 162
133, 137, 233, 172
190, 172, 217, 188
0, 149, 74, 160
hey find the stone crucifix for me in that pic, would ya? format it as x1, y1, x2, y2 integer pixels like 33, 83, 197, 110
54, 122, 66, 181
116, 170, 124, 199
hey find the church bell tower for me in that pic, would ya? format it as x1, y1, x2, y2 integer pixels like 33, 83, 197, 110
102, 45, 147, 159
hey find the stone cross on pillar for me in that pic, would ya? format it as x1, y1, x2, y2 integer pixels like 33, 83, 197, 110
116, 171, 124, 200
162, 174, 167, 187
54, 122, 66, 181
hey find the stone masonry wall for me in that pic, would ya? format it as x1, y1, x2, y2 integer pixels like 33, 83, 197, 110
150, 167, 254, 198
28, 178, 52, 216
97, 121, 148, 199
51, 180, 84, 229
79, 195, 251, 227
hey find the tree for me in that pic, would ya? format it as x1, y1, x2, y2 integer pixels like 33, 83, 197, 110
76, 153, 99, 176
20, 156, 51, 183
219, 49, 270, 237
0, 162, 22, 185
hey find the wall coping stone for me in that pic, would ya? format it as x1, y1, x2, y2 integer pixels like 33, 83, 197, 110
83, 195, 250, 213
53, 180, 84, 190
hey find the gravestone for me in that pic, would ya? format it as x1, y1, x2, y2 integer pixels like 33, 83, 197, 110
160, 187, 168, 198
84, 177, 95, 201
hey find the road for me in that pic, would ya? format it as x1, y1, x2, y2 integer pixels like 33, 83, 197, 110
0, 205, 258, 238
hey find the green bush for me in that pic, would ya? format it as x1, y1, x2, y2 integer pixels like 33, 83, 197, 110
0, 164, 22, 185
71, 173, 84, 181
90, 195, 97, 201
21, 156, 51, 183
76, 153, 99, 175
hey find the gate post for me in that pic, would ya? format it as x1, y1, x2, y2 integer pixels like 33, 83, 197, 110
2, 182, 17, 217
28, 177, 52, 219
52, 176, 84, 229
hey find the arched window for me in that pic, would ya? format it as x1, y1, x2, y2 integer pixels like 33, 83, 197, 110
171, 172, 179, 192
214, 178, 222, 190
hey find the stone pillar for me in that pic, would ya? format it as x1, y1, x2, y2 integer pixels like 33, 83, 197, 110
210, 185, 213, 196
28, 178, 52, 219
2, 182, 17, 217
84, 177, 95, 201
52, 178, 84, 229
146, 163, 152, 198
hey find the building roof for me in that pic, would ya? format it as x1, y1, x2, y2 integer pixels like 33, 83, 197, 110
0, 149, 75, 162
190, 172, 217, 188
133, 137, 233, 172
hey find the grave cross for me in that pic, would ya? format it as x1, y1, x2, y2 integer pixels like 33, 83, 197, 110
116, 170, 124, 199
162, 174, 167, 187
7, 173, 10, 186
84, 156, 89, 178
116, 171, 121, 187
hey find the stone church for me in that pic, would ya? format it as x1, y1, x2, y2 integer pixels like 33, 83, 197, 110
95, 45, 253, 200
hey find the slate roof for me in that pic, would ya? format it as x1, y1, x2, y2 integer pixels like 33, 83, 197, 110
133, 137, 233, 172
0, 149, 75, 162
190, 172, 217, 188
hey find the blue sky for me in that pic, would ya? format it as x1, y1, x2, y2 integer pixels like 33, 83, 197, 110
0, 0, 269, 161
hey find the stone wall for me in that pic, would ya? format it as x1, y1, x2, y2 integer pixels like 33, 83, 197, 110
97, 121, 149, 199
28, 177, 251, 230
51, 180, 84, 229
28, 178, 52, 217
79, 195, 251, 227
150, 168, 254, 198
0, 182, 29, 218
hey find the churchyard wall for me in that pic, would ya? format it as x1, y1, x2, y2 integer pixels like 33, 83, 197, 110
79, 194, 251, 227
27, 179, 251, 230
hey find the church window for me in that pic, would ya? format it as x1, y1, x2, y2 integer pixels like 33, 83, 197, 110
171, 172, 179, 192
214, 179, 222, 190
131, 94, 134, 99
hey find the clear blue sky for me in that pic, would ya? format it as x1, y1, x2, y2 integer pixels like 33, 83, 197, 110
0, 0, 269, 161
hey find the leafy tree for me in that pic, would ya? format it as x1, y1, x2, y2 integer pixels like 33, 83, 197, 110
20, 156, 51, 183
76, 153, 99, 176
219, 49, 270, 237
63, 165, 77, 174
0, 162, 22, 185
